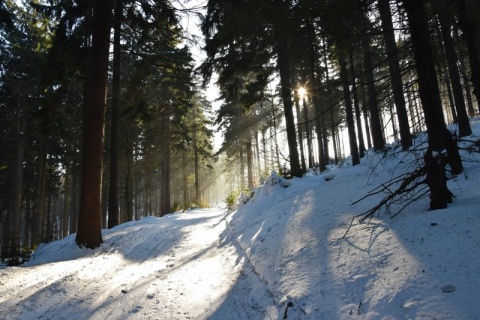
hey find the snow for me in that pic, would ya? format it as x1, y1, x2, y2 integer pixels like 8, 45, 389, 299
2, 119, 480, 320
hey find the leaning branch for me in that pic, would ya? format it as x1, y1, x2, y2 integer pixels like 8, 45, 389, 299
343, 165, 428, 238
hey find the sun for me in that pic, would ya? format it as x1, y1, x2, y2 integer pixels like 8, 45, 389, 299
298, 87, 307, 98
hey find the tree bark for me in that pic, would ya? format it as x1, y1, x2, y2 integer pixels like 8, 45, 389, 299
294, 89, 306, 171
160, 110, 171, 216
403, 0, 463, 210
349, 49, 366, 158
246, 139, 253, 188
456, 0, 480, 113
276, 40, 302, 177
340, 56, 360, 166
76, 0, 114, 248
5, 95, 27, 264
437, 7, 472, 137
108, 0, 122, 228
362, 40, 385, 151
378, 0, 413, 149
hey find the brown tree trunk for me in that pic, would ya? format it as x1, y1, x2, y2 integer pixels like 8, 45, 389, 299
108, 0, 122, 228
63, 164, 71, 238
76, 0, 114, 248
5, 95, 27, 264
160, 111, 171, 216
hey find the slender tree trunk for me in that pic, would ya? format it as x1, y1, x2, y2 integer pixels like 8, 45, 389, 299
349, 50, 365, 158
322, 38, 338, 164
443, 74, 457, 123
255, 132, 262, 183
33, 139, 47, 246
361, 86, 373, 149
378, 0, 413, 149
76, 0, 114, 248
456, 0, 480, 112
182, 148, 187, 209
160, 111, 171, 216
294, 90, 306, 171
362, 40, 385, 151
5, 96, 27, 264
303, 96, 314, 168
276, 40, 302, 177
63, 165, 71, 238
262, 129, 268, 175
108, 0, 122, 228
306, 18, 327, 171
403, 0, 447, 152
246, 139, 253, 188
70, 168, 78, 234
339, 56, 360, 165
438, 8, 472, 137
403, 0, 463, 210
125, 139, 134, 221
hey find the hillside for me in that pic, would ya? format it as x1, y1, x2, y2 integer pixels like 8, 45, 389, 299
1, 119, 480, 319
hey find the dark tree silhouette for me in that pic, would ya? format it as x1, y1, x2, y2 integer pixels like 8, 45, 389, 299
76, 0, 114, 249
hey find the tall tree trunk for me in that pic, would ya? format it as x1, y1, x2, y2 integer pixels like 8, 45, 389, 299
160, 111, 171, 216
403, 0, 447, 152
70, 167, 78, 234
125, 138, 134, 221
76, 0, 114, 248
262, 129, 269, 175
33, 140, 47, 245
362, 40, 385, 151
63, 164, 71, 238
339, 56, 360, 165
307, 20, 327, 171
303, 96, 314, 168
255, 132, 262, 183
108, 0, 122, 228
276, 40, 302, 177
182, 148, 187, 209
349, 50, 366, 158
294, 90, 306, 171
246, 139, 253, 188
322, 36, 338, 164
361, 86, 373, 149
437, 7, 472, 137
4, 95, 27, 264
403, 0, 463, 210
378, 0, 413, 149
456, 0, 480, 112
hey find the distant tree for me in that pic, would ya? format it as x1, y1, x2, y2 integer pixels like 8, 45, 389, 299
202, 0, 303, 177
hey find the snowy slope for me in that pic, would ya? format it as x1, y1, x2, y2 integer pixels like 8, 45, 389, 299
1, 119, 480, 320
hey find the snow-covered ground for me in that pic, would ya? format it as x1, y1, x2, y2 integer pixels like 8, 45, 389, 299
1, 119, 480, 320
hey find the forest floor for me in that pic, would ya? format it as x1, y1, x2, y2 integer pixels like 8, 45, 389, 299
2, 118, 480, 319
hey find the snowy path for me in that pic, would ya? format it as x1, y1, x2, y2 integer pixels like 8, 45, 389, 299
0, 209, 277, 320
